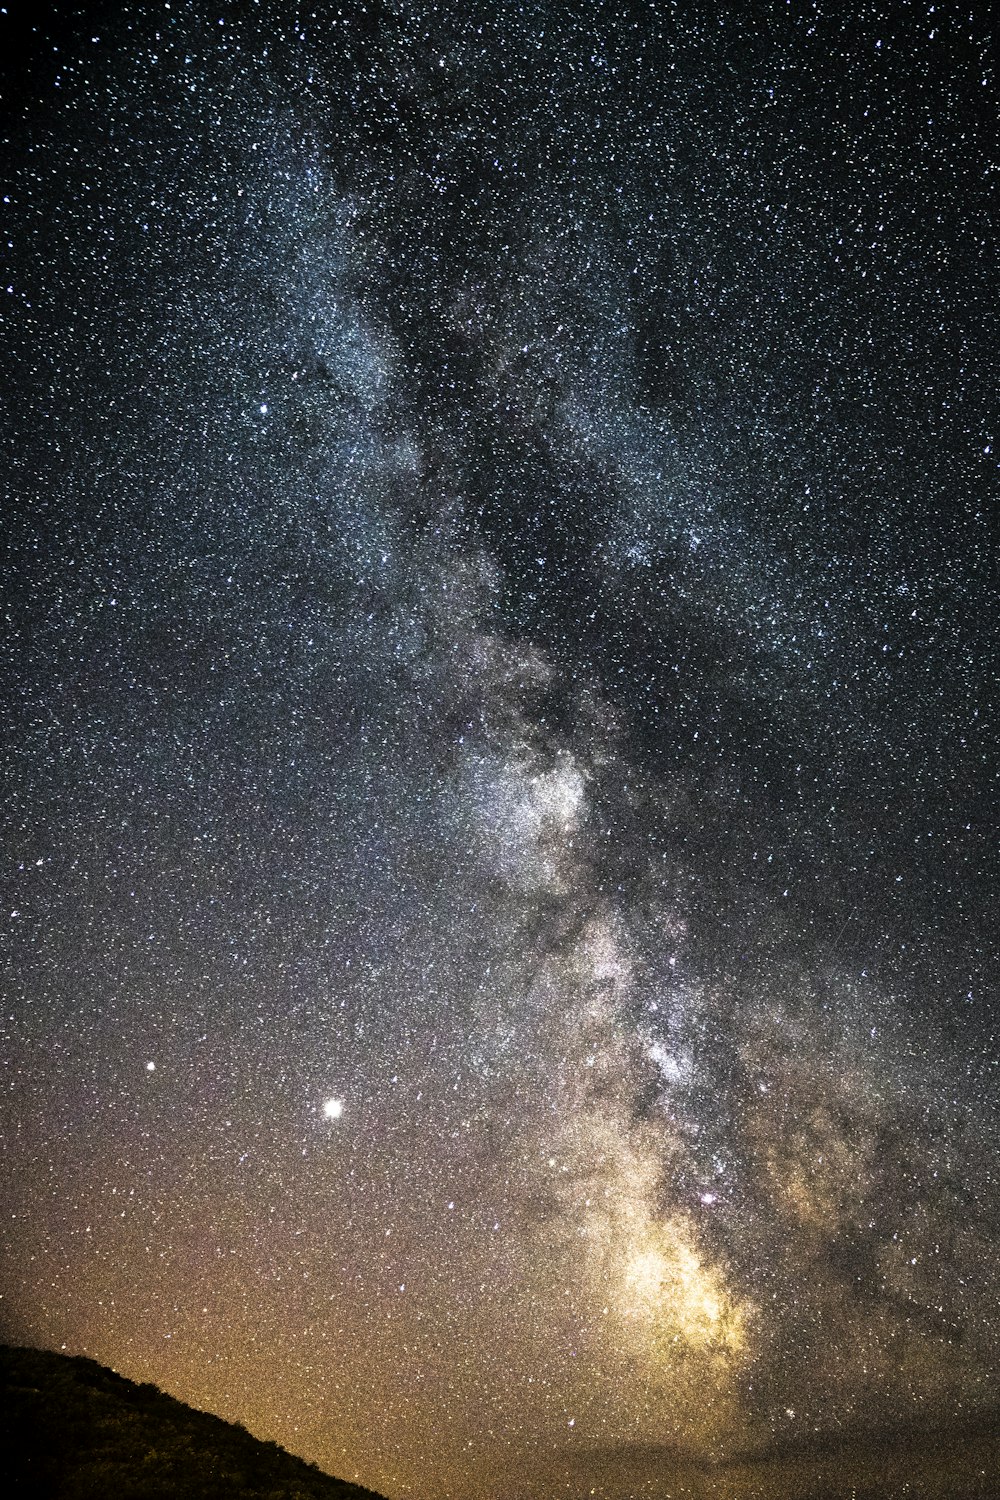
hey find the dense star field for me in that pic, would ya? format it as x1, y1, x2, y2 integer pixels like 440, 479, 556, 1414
2, 3, 998, 1496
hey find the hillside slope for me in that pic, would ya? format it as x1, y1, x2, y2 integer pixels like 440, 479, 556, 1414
1, 1344, 388, 1500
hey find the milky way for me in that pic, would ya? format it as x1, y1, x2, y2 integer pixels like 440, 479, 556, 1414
2, 4, 998, 1497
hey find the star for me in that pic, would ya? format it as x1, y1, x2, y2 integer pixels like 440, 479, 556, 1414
2, 5, 996, 1497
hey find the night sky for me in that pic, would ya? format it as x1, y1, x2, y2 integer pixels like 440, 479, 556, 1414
2, 3, 998, 1497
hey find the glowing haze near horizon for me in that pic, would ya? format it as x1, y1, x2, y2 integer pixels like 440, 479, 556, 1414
2, 3, 998, 1496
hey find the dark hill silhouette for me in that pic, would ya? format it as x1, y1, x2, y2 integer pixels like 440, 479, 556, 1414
0, 1344, 388, 1500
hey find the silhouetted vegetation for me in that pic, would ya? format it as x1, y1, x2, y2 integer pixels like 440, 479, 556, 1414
1, 1345, 387, 1500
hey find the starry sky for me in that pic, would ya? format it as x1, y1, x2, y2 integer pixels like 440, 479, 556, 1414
1, 3, 998, 1497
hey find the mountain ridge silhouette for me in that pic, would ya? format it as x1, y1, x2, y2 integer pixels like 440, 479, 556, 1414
1, 1343, 388, 1499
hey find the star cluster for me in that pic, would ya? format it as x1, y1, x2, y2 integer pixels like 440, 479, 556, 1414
2, 4, 998, 1497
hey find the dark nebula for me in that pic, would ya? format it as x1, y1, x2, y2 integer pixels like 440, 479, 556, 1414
2, 4, 998, 1497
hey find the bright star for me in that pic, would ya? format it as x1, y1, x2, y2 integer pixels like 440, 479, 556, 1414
322, 1097, 344, 1121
